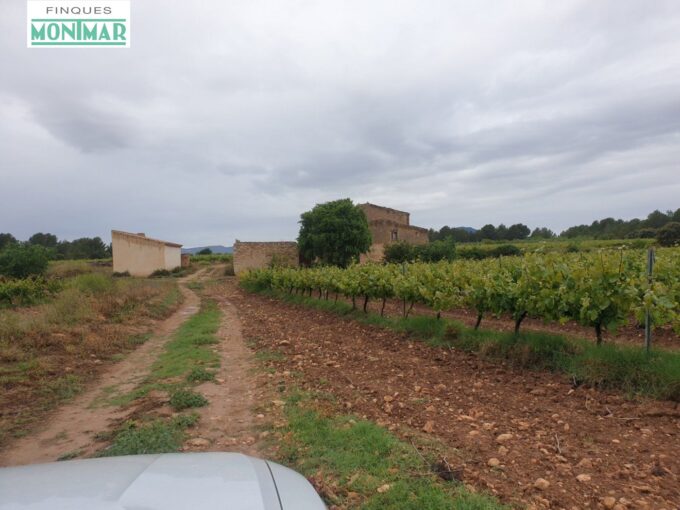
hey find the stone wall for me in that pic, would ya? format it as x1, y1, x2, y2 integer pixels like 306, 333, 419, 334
367, 219, 429, 245
233, 241, 299, 274
359, 203, 410, 226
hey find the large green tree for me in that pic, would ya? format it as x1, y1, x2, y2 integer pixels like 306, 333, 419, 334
0, 244, 49, 278
0, 233, 16, 251
298, 199, 371, 267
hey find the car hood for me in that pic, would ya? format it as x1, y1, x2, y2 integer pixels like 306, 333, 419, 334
0, 453, 325, 510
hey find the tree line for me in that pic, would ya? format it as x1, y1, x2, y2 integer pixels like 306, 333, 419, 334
0, 232, 110, 260
430, 207, 680, 243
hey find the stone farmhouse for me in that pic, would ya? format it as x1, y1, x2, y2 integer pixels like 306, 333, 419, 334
358, 203, 428, 262
231, 202, 426, 272
112, 230, 182, 277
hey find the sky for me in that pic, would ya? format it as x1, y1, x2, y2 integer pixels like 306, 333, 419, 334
1, 0, 679, 246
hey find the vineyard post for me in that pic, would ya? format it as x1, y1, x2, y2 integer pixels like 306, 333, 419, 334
644, 247, 655, 353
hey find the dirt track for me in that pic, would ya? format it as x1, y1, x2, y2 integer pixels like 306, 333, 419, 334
0, 270, 261, 465
229, 282, 680, 509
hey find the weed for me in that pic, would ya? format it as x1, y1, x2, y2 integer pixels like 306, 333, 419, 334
98, 414, 198, 457
277, 392, 505, 509
169, 389, 208, 410
57, 450, 81, 461
187, 366, 215, 382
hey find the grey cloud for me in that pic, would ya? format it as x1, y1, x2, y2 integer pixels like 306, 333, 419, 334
1, 0, 679, 244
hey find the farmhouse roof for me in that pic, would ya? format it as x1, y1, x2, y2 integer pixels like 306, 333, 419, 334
111, 230, 182, 248
358, 202, 410, 216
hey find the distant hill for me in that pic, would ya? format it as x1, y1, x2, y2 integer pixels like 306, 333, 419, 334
457, 227, 477, 233
182, 245, 233, 255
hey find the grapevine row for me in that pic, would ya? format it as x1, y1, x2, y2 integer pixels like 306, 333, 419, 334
241, 249, 680, 344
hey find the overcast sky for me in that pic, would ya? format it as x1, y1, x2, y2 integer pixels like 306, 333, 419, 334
1, 1, 679, 246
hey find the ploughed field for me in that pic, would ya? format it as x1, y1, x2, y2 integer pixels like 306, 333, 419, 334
231, 284, 680, 509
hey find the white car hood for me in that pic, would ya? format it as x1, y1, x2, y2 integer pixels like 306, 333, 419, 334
0, 453, 325, 510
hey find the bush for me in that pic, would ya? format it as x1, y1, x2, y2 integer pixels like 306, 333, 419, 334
149, 269, 172, 278
0, 244, 49, 278
417, 239, 456, 262
656, 222, 680, 247
0, 277, 61, 307
490, 244, 521, 257
383, 241, 416, 264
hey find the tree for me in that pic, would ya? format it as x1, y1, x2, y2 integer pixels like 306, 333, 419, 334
0, 244, 49, 278
0, 233, 16, 251
530, 227, 555, 239
298, 199, 372, 267
507, 223, 530, 240
28, 232, 58, 248
479, 224, 497, 240
197, 248, 213, 255
496, 224, 509, 240
644, 210, 670, 229
656, 222, 680, 247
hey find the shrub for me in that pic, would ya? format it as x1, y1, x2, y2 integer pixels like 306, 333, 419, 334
383, 241, 416, 264
169, 389, 208, 410
0, 277, 61, 307
149, 269, 172, 278
490, 244, 521, 257
0, 244, 49, 278
656, 222, 680, 247
416, 239, 456, 263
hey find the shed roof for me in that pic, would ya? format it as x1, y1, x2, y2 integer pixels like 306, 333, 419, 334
111, 230, 182, 248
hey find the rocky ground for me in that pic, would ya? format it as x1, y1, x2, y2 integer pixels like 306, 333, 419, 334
230, 282, 680, 510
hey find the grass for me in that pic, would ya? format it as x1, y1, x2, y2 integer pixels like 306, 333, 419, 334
94, 297, 221, 455
147, 286, 183, 319
98, 414, 199, 457
169, 389, 208, 410
252, 288, 680, 402
274, 392, 505, 510
0, 267, 182, 444
105, 299, 221, 407
186, 366, 215, 382
149, 300, 221, 380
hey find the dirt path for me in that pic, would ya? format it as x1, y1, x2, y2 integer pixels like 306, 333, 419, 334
0, 271, 205, 467
181, 280, 260, 455
0, 270, 262, 466
231, 284, 680, 509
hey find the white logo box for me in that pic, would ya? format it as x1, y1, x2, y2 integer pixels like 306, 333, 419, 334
27, 0, 131, 48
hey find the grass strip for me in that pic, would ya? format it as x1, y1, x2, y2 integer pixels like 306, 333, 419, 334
106, 299, 221, 407
248, 287, 680, 401
273, 392, 505, 510
98, 414, 199, 457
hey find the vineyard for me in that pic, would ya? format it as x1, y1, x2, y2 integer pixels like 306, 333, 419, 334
241, 248, 680, 345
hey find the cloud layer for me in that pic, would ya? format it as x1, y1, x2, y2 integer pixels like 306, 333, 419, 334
1, 0, 679, 245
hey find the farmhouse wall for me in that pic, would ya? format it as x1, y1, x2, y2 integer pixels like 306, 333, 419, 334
359, 203, 410, 226
233, 241, 299, 274
112, 230, 183, 277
